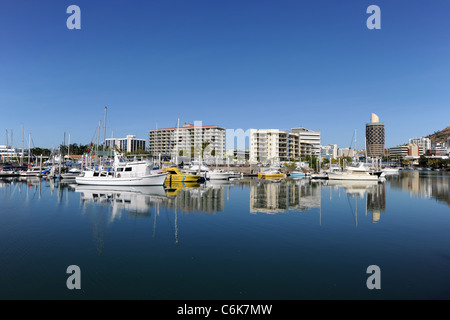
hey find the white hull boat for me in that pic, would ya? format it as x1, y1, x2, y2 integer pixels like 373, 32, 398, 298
75, 171, 167, 186
381, 167, 399, 175
61, 168, 82, 179
327, 163, 383, 181
75, 152, 167, 186
20, 167, 44, 177
185, 162, 233, 180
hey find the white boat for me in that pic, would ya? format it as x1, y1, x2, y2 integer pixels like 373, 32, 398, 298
61, 167, 82, 179
19, 166, 44, 177
381, 167, 399, 175
310, 172, 328, 180
75, 152, 167, 186
184, 162, 233, 180
327, 163, 382, 181
0, 168, 20, 177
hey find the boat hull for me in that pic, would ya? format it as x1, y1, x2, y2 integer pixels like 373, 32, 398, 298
289, 172, 306, 178
75, 173, 167, 186
258, 173, 286, 179
327, 172, 379, 181
206, 172, 233, 180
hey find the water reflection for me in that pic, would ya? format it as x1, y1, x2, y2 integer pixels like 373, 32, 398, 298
75, 185, 167, 222
250, 179, 321, 214
327, 180, 386, 223
1, 172, 448, 220
389, 171, 450, 206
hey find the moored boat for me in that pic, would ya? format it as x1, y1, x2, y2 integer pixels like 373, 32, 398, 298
327, 163, 382, 181
258, 168, 286, 179
162, 166, 203, 183
75, 152, 167, 186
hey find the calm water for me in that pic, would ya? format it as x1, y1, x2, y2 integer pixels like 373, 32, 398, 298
0, 171, 449, 300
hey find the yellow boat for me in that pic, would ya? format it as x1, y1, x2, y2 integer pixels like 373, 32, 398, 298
162, 166, 202, 183
258, 169, 286, 179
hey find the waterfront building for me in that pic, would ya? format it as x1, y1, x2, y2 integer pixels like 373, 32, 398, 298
105, 135, 146, 153
148, 122, 226, 160
366, 113, 385, 158
409, 137, 431, 154
428, 142, 449, 157
249, 129, 281, 164
226, 149, 249, 162
249, 129, 313, 164
291, 127, 321, 156
337, 147, 355, 158
387, 144, 422, 158
0, 145, 26, 162
320, 144, 337, 160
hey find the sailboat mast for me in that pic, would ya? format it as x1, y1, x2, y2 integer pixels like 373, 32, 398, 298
68, 133, 70, 160
19, 126, 23, 165
28, 133, 31, 164
103, 106, 107, 159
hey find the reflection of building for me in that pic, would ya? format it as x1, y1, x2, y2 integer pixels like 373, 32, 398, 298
249, 180, 321, 214
366, 183, 386, 223
164, 183, 226, 214
390, 171, 449, 206
366, 113, 385, 158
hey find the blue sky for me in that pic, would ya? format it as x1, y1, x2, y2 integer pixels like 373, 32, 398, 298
0, 0, 449, 150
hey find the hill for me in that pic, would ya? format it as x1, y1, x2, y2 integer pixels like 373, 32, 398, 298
426, 126, 450, 143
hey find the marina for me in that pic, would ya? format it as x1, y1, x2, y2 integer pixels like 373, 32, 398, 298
1, 1, 450, 305
1, 171, 449, 299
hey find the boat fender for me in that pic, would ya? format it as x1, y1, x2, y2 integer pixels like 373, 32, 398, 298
117, 173, 121, 178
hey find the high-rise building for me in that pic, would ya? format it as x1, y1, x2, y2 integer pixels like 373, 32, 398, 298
249, 129, 314, 163
105, 135, 146, 153
148, 121, 226, 160
366, 113, 385, 158
409, 137, 431, 154
291, 127, 321, 156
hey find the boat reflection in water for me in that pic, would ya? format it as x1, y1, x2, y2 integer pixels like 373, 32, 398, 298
327, 180, 386, 223
75, 185, 168, 222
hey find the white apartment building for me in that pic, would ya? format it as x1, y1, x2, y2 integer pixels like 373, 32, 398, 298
409, 137, 431, 154
105, 135, 146, 153
249, 129, 280, 164
291, 127, 321, 156
249, 129, 314, 164
148, 122, 226, 160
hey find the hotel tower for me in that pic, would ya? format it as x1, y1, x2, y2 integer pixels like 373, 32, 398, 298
366, 113, 385, 158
